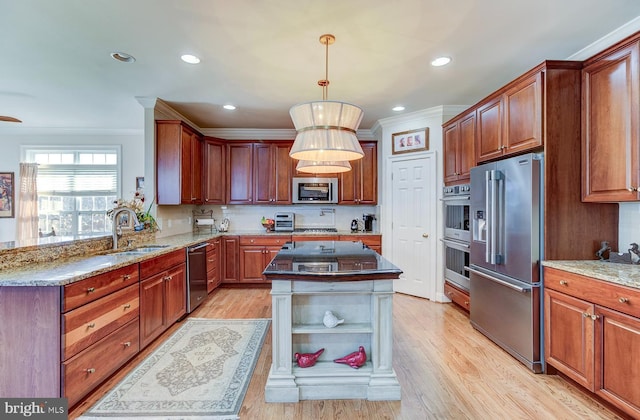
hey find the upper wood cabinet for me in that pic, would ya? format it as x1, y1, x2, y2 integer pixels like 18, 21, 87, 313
204, 137, 226, 205
443, 111, 475, 184
476, 96, 504, 162
156, 120, 203, 205
582, 37, 640, 202
227, 141, 293, 205
339, 141, 377, 205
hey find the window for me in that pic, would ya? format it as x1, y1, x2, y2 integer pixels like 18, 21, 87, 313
24, 147, 121, 237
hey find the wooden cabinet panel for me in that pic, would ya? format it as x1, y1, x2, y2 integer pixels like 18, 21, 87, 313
239, 236, 290, 283
443, 122, 459, 183
292, 235, 340, 242
444, 281, 470, 312
253, 144, 273, 204
273, 143, 294, 203
63, 264, 139, 312
503, 72, 543, 154
544, 288, 595, 391
476, 97, 503, 162
204, 137, 226, 204
206, 238, 221, 293
444, 111, 475, 184
582, 41, 640, 202
139, 249, 185, 279
164, 263, 187, 325
139, 271, 166, 348
222, 236, 240, 283
339, 234, 382, 255
239, 235, 291, 246
339, 142, 377, 204
595, 305, 640, 417
227, 143, 254, 204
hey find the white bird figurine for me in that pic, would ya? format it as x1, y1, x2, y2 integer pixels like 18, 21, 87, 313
323, 310, 344, 328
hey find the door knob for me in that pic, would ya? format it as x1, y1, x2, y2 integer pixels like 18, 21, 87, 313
422, 233, 429, 238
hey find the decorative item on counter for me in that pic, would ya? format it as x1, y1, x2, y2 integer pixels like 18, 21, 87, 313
607, 243, 640, 264
193, 209, 216, 233
334, 345, 366, 369
630, 243, 640, 264
261, 216, 275, 232
595, 240, 611, 260
107, 192, 158, 232
323, 310, 344, 328
294, 348, 324, 368
218, 218, 230, 232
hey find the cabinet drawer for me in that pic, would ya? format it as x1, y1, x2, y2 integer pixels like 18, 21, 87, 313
239, 235, 291, 246
444, 281, 470, 311
206, 238, 220, 252
62, 283, 139, 360
544, 267, 640, 318
63, 264, 139, 312
139, 249, 185, 279
292, 235, 339, 242
340, 235, 382, 247
62, 318, 139, 407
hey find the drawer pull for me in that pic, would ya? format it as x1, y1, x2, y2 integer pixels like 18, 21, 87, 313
87, 323, 96, 328
123, 304, 131, 309
559, 280, 568, 286
123, 274, 130, 280
583, 312, 590, 318
590, 314, 600, 321
85, 368, 95, 374
123, 341, 131, 347
464, 301, 469, 306
619, 297, 629, 303
87, 287, 95, 293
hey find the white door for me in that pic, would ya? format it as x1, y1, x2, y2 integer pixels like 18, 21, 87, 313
390, 154, 436, 299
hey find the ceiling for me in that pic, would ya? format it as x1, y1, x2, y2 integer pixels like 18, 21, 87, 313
2, 0, 640, 132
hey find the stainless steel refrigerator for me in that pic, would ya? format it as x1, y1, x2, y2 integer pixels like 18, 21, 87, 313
468, 153, 543, 373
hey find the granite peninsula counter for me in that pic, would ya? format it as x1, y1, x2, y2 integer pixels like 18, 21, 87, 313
263, 240, 403, 402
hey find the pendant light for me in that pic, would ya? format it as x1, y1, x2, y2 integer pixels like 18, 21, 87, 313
296, 159, 352, 174
289, 34, 364, 163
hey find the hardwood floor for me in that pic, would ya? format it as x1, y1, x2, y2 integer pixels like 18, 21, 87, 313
69, 288, 624, 419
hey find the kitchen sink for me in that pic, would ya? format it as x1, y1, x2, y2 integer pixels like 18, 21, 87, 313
112, 244, 170, 255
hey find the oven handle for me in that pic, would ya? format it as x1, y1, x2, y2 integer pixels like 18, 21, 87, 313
440, 196, 470, 202
440, 238, 470, 250
466, 266, 531, 293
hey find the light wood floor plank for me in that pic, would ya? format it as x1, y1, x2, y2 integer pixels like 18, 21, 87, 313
69, 288, 624, 419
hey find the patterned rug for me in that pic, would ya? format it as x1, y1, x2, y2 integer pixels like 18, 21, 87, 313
79, 318, 270, 420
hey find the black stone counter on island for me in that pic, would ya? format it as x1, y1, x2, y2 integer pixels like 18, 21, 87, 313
263, 240, 402, 281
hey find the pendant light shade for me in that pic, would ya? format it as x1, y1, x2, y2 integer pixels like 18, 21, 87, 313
296, 159, 352, 174
289, 34, 364, 164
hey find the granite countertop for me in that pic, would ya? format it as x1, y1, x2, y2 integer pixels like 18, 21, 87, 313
263, 240, 401, 280
0, 230, 382, 287
542, 260, 640, 289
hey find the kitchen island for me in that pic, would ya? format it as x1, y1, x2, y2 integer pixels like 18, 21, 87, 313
263, 240, 402, 402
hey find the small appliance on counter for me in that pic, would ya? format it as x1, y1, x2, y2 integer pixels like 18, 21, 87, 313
362, 214, 376, 232
275, 212, 295, 232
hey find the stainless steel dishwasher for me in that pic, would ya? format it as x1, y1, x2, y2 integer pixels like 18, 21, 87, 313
186, 242, 209, 313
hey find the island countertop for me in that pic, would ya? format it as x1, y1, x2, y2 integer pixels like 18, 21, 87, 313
263, 240, 402, 281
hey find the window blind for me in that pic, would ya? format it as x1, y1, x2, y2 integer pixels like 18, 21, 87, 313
37, 164, 118, 196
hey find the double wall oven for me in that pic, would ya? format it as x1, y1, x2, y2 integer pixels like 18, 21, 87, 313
442, 184, 471, 291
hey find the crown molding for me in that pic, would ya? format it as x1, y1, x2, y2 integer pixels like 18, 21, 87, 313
0, 127, 143, 136
373, 105, 463, 130
568, 16, 640, 60
201, 127, 376, 141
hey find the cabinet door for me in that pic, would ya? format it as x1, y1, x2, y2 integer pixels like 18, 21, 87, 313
503, 71, 543, 155
339, 163, 357, 204
273, 143, 293, 204
358, 142, 378, 204
476, 97, 503, 162
239, 246, 267, 282
227, 143, 253, 204
595, 306, 640, 417
457, 112, 476, 182
204, 138, 226, 204
253, 144, 272, 204
443, 122, 459, 184
582, 42, 640, 202
191, 133, 203, 204
544, 289, 595, 391
140, 273, 166, 348
221, 236, 239, 283
156, 121, 182, 205
164, 264, 186, 325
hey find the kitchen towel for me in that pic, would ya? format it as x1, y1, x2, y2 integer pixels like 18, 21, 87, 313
195, 218, 214, 225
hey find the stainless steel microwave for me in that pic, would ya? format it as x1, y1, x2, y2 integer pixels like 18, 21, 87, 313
292, 177, 338, 204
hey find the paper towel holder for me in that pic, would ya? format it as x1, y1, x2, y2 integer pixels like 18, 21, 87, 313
193, 209, 216, 233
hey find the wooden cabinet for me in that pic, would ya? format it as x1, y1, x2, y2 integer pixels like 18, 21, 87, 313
476, 96, 504, 162
206, 238, 221, 293
139, 249, 186, 348
443, 111, 475, 184
544, 267, 640, 418
582, 37, 640, 202
227, 141, 293, 205
239, 235, 290, 283
339, 234, 382, 255
221, 236, 240, 283
204, 137, 226, 204
156, 120, 203, 205
444, 281, 470, 312
339, 142, 377, 204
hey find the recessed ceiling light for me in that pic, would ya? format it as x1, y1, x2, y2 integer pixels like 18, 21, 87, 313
392, 106, 405, 112
223, 104, 236, 110
431, 56, 451, 67
181, 54, 201, 64
110, 52, 136, 63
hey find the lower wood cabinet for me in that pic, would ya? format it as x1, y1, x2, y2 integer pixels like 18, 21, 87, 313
544, 267, 640, 418
139, 249, 187, 349
206, 238, 221, 292
340, 234, 382, 255
239, 235, 290, 283
444, 281, 470, 312
221, 236, 240, 283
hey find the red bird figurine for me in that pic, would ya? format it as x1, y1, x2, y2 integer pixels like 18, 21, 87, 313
295, 348, 324, 368
333, 346, 367, 369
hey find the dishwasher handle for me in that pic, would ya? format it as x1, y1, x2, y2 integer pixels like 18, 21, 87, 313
466, 266, 531, 293
188, 242, 209, 252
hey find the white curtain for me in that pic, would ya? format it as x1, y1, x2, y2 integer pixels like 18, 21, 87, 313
16, 162, 39, 241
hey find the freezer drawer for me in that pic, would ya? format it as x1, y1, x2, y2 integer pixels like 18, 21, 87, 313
469, 265, 542, 373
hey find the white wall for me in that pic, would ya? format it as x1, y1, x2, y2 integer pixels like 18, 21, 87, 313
0, 128, 144, 242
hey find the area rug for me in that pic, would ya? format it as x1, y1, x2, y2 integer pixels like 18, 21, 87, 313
79, 318, 270, 420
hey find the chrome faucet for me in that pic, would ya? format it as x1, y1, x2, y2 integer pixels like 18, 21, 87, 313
111, 207, 142, 250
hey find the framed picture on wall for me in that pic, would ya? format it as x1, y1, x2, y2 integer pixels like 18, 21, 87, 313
392, 127, 429, 155
0, 172, 15, 218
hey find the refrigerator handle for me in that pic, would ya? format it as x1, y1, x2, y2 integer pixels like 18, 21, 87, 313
485, 171, 492, 263
489, 170, 499, 264
467, 266, 532, 293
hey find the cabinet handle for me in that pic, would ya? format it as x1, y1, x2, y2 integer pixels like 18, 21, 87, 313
164, 275, 172, 281
583, 312, 590, 318
123, 304, 131, 309
123, 274, 130, 280
628, 187, 638, 192
87, 287, 95, 293
122, 341, 131, 347
464, 301, 469, 306
590, 314, 600, 321
619, 297, 629, 303
85, 368, 95, 374
87, 323, 96, 328
208, 259, 215, 262
559, 280, 568, 286
446, 291, 453, 297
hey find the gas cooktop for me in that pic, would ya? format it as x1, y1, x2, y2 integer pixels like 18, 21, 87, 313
293, 228, 338, 233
